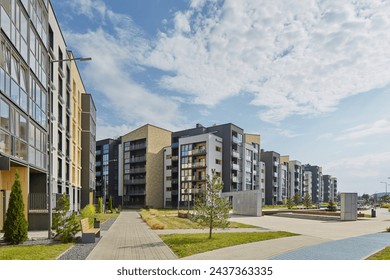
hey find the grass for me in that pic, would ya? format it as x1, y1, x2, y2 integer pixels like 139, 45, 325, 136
140, 208, 259, 230
0, 212, 119, 260
366, 246, 390, 260
0, 243, 73, 260
160, 231, 298, 258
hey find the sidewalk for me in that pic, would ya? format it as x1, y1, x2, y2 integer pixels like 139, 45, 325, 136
86, 210, 177, 260
271, 232, 390, 260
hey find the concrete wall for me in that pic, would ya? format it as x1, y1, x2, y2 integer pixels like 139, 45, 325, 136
340, 193, 357, 221
223, 190, 262, 216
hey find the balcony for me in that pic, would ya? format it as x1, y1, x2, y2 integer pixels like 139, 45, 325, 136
232, 150, 240, 159
171, 156, 179, 161
130, 156, 146, 163
130, 178, 146, 185
126, 190, 146, 196
130, 143, 147, 150
232, 136, 241, 144
129, 167, 146, 174
192, 148, 206, 156
192, 162, 206, 169
232, 163, 241, 171
181, 176, 193, 182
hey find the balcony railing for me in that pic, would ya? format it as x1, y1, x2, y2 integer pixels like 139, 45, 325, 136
232, 163, 241, 171
29, 193, 47, 211
192, 148, 206, 156
232, 150, 240, 159
129, 167, 146, 174
130, 156, 146, 163
130, 143, 147, 150
130, 178, 146, 184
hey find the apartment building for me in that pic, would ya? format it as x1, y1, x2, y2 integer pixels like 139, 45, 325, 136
243, 134, 260, 192
80, 93, 96, 208
303, 170, 313, 198
259, 161, 266, 204
121, 124, 171, 208
331, 177, 338, 202
260, 150, 281, 205
0, 0, 93, 230
303, 164, 323, 204
163, 146, 172, 208
95, 138, 121, 207
322, 175, 332, 202
0, 0, 49, 230
169, 123, 260, 208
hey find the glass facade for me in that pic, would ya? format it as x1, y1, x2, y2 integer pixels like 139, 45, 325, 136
0, 0, 47, 170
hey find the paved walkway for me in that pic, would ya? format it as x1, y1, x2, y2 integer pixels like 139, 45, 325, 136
271, 232, 390, 260
86, 210, 177, 260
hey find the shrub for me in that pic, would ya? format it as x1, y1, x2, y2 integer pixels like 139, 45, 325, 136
327, 201, 337, 212
386, 227, 390, 232
3, 172, 28, 245
80, 204, 96, 225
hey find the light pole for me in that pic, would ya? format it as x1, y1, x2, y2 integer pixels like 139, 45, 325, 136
48, 56, 91, 238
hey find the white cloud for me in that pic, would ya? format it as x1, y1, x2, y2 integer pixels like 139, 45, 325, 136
336, 119, 390, 141
63, 8, 186, 135
143, 0, 390, 122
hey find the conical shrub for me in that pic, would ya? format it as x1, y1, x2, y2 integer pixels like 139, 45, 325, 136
3, 171, 28, 245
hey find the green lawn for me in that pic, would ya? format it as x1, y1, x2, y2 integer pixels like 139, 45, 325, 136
140, 208, 258, 230
0, 243, 73, 260
366, 247, 390, 260
160, 231, 298, 258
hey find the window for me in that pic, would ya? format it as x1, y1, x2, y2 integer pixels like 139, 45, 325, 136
216, 159, 222, 165
216, 146, 222, 152
0, 99, 10, 131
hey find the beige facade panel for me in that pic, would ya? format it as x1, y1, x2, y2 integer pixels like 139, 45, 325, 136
0, 166, 29, 219
244, 133, 260, 145
122, 124, 172, 208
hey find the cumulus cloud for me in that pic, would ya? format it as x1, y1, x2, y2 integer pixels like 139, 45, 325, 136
62, 3, 185, 137
143, 0, 390, 122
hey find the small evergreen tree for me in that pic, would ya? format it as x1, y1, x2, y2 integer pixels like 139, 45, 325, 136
293, 193, 301, 205
97, 197, 103, 213
303, 192, 312, 209
286, 197, 294, 209
3, 172, 28, 245
327, 200, 337, 212
191, 171, 231, 239
52, 194, 80, 243
108, 196, 113, 212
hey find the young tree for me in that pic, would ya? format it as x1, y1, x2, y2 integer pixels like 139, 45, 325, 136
303, 192, 312, 209
327, 200, 337, 212
3, 172, 28, 245
286, 197, 294, 209
97, 197, 103, 213
293, 193, 302, 206
191, 171, 231, 239
52, 194, 79, 243
108, 196, 113, 212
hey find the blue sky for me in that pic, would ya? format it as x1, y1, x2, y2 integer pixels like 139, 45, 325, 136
51, 0, 390, 196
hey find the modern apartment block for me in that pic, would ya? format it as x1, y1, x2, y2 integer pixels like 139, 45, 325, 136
95, 138, 121, 207
280, 156, 303, 199
260, 150, 281, 205
259, 161, 266, 204
80, 93, 96, 208
168, 123, 260, 208
322, 175, 331, 202
0, 0, 93, 230
163, 146, 172, 208
121, 124, 171, 208
303, 164, 323, 204
331, 177, 338, 201
0, 0, 49, 230
303, 170, 313, 198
